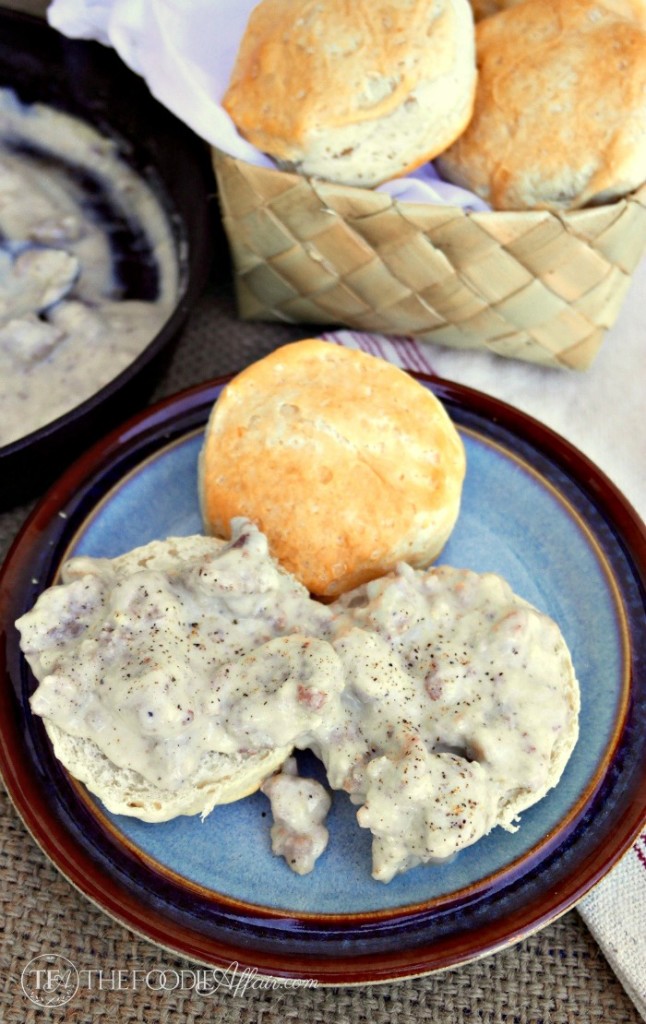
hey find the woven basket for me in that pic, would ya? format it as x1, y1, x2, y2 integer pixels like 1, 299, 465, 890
212, 149, 646, 370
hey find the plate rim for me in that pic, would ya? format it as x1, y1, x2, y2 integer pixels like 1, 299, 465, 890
59, 420, 631, 925
1, 371, 646, 984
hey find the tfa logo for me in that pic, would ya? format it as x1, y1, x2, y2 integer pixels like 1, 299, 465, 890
21, 954, 79, 1007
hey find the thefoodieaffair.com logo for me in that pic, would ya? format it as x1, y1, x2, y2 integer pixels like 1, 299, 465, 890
21, 954, 318, 1005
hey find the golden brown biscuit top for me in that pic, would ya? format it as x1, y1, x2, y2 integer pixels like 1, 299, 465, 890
223, 0, 462, 161
440, 0, 646, 210
469, 0, 523, 19
200, 340, 466, 597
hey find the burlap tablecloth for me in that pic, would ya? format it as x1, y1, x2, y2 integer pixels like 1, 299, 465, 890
0, 280, 641, 1024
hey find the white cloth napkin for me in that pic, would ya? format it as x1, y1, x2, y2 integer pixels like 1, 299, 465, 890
44, 0, 646, 1014
323, 257, 646, 1020
46, 0, 488, 210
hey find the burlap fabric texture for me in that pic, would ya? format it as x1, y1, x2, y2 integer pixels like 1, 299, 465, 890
213, 151, 646, 371
0, 285, 643, 1023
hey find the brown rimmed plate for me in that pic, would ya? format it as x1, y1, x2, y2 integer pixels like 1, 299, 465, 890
1, 374, 645, 984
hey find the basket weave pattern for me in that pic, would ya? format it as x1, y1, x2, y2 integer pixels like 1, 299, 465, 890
213, 150, 646, 369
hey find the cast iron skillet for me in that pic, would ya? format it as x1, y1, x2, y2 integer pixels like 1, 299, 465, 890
0, 8, 222, 507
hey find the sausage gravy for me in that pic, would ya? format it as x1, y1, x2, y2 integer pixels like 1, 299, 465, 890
17, 519, 579, 882
0, 88, 178, 447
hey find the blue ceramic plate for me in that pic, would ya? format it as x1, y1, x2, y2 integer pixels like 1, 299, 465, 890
1, 374, 645, 984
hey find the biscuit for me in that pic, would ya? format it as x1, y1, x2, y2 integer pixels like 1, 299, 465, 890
469, 0, 524, 20
438, 0, 646, 210
18, 534, 296, 822
223, 0, 477, 187
199, 340, 466, 597
40, 725, 290, 823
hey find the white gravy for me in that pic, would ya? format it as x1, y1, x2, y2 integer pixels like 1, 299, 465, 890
261, 756, 331, 875
0, 88, 178, 447
21, 524, 332, 792
18, 519, 579, 882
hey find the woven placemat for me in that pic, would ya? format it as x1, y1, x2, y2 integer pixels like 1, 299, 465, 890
0, 281, 641, 1024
